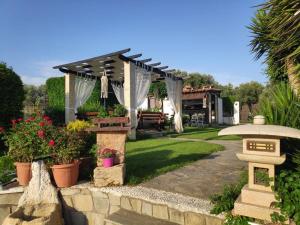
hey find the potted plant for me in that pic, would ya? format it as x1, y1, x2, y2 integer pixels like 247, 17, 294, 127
3, 115, 53, 186
112, 104, 127, 117
50, 129, 83, 188
97, 148, 115, 168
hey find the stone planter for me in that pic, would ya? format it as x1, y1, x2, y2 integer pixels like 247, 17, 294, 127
51, 161, 80, 188
14, 162, 32, 186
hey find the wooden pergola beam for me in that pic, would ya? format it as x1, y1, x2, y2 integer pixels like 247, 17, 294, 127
156, 66, 168, 70
127, 53, 142, 59
139, 58, 152, 63
164, 69, 176, 73
53, 48, 131, 69
148, 62, 161, 66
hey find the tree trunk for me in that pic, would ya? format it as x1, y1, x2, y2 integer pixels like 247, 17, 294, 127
286, 58, 300, 96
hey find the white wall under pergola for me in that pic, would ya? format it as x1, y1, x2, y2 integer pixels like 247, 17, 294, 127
54, 48, 183, 140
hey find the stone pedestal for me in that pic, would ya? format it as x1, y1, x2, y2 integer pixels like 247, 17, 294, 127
96, 131, 127, 165
94, 164, 126, 187
86, 117, 130, 188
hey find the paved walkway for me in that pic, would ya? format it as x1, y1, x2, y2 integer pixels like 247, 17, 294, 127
141, 139, 246, 200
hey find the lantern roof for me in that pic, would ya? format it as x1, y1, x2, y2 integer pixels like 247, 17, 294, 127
219, 124, 300, 139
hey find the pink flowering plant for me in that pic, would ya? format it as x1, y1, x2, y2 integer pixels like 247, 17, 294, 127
3, 115, 55, 162
97, 148, 115, 159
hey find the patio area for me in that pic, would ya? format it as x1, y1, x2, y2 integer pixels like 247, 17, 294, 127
142, 139, 246, 199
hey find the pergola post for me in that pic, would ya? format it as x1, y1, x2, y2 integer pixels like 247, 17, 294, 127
65, 73, 76, 124
124, 61, 137, 140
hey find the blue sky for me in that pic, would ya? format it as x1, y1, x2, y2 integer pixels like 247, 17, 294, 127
0, 0, 267, 86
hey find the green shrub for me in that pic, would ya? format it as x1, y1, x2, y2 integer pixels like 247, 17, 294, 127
224, 213, 253, 225
210, 171, 248, 214
112, 104, 127, 117
0, 155, 15, 184
258, 82, 300, 129
0, 62, 25, 128
271, 170, 300, 224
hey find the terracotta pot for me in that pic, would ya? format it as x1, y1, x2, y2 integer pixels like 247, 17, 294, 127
51, 161, 79, 188
14, 162, 32, 186
72, 160, 81, 184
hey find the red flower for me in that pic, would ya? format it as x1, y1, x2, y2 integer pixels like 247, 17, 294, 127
11, 119, 17, 125
17, 118, 23, 122
0, 127, 5, 133
25, 119, 30, 123
37, 130, 45, 138
48, 139, 55, 147
29, 117, 35, 121
43, 116, 50, 121
47, 120, 53, 125
39, 122, 45, 127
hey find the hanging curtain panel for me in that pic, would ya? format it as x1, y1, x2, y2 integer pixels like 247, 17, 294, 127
135, 67, 151, 108
111, 83, 125, 105
74, 76, 96, 113
111, 67, 151, 109
165, 77, 183, 133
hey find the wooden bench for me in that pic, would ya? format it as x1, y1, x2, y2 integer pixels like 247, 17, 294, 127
86, 117, 131, 132
138, 111, 166, 130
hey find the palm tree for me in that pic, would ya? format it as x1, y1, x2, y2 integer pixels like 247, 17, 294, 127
249, 0, 300, 95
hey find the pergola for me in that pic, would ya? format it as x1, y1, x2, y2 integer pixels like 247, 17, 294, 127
53, 48, 183, 139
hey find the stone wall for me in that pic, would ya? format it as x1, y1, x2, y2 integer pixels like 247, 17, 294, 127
0, 190, 22, 224
60, 186, 120, 225
0, 185, 224, 225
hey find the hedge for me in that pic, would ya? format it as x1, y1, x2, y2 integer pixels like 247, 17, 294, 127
45, 76, 118, 124
0, 63, 24, 127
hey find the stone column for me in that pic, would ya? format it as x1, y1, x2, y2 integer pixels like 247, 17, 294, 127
214, 94, 218, 124
233, 101, 240, 125
217, 97, 223, 124
124, 61, 137, 140
65, 73, 76, 124
208, 93, 212, 124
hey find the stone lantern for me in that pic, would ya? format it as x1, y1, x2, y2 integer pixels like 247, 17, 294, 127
219, 115, 300, 221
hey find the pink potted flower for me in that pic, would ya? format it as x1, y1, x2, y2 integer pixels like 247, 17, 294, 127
97, 148, 115, 168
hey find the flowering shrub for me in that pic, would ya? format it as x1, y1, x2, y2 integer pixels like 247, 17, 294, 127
3, 114, 85, 165
49, 130, 84, 164
67, 120, 91, 132
97, 148, 115, 159
3, 115, 55, 162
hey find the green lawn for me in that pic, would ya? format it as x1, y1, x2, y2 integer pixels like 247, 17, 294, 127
125, 138, 223, 184
169, 127, 241, 140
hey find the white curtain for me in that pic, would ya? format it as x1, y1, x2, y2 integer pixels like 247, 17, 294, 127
111, 83, 124, 105
74, 76, 96, 113
165, 77, 183, 133
135, 67, 151, 108
112, 67, 151, 109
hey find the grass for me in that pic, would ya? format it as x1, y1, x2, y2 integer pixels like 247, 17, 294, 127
169, 127, 241, 140
125, 138, 223, 184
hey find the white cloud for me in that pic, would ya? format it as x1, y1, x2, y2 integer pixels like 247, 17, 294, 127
21, 60, 65, 85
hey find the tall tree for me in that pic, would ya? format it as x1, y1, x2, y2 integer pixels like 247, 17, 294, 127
237, 81, 264, 112
248, 0, 300, 95
174, 70, 219, 89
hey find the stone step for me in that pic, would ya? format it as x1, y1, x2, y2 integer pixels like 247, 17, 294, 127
105, 209, 178, 225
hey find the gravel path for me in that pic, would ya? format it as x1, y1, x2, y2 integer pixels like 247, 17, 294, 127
141, 139, 246, 199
